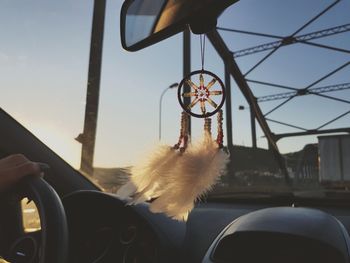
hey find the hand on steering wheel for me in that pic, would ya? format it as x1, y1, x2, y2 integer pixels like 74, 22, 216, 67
0, 154, 41, 191
0, 155, 68, 263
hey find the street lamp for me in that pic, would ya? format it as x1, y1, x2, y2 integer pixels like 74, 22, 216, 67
238, 105, 257, 148
238, 105, 247, 111
159, 83, 179, 140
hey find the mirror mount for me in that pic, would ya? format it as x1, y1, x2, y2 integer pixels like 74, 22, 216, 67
189, 17, 217, 35
189, 0, 236, 35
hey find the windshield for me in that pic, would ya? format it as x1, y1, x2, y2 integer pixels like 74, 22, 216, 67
1, 0, 349, 199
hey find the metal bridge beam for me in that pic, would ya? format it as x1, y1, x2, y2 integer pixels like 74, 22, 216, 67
207, 30, 290, 183
79, 0, 106, 175
224, 64, 234, 153
263, 61, 350, 117
183, 28, 192, 136
230, 23, 350, 58
257, 82, 350, 102
274, 128, 350, 141
242, 0, 340, 77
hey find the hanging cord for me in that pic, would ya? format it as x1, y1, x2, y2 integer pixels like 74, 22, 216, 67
216, 110, 224, 148
199, 34, 206, 70
174, 111, 189, 152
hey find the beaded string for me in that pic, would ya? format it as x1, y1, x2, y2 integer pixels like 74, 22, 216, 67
174, 110, 223, 151
173, 111, 189, 152
216, 110, 224, 148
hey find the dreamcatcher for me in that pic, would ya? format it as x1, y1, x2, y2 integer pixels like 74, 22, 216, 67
117, 35, 229, 221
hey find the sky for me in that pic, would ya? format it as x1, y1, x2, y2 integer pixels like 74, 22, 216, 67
0, 0, 349, 170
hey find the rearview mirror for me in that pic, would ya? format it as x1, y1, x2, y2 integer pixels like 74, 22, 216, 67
120, 0, 239, 51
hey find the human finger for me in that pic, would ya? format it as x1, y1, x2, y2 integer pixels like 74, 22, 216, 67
10, 161, 41, 179
0, 154, 29, 170
0, 161, 41, 191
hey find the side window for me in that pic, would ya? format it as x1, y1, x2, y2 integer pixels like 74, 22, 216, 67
21, 198, 41, 233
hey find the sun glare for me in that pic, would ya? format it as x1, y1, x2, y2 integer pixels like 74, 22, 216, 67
29, 124, 81, 169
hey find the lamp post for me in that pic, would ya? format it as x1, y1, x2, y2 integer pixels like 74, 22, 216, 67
239, 105, 257, 148
159, 83, 178, 140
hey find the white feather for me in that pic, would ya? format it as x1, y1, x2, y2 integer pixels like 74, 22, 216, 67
117, 132, 229, 221
150, 132, 229, 221
116, 181, 137, 200
116, 144, 180, 203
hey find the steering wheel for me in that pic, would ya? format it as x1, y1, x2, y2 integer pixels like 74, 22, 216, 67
4, 176, 68, 263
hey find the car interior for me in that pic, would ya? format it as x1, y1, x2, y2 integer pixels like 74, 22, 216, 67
0, 0, 350, 262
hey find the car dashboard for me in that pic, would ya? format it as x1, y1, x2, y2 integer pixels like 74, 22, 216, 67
63, 191, 350, 263
63, 191, 185, 263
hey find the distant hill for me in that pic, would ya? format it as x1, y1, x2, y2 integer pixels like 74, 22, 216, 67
229, 145, 279, 172
91, 146, 281, 192
93, 167, 130, 192
90, 145, 318, 193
